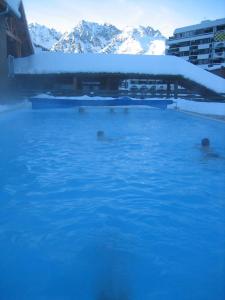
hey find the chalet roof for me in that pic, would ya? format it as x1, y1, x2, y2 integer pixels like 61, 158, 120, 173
5, 0, 21, 17
14, 52, 225, 94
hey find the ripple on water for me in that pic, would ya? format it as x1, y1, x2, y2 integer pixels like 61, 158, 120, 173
0, 108, 224, 300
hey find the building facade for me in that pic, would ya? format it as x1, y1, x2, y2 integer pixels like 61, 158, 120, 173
119, 79, 175, 98
0, 0, 33, 98
166, 18, 225, 76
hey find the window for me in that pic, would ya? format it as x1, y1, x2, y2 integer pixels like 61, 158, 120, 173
179, 51, 190, 56
216, 25, 225, 32
195, 27, 213, 35
191, 38, 211, 45
198, 59, 210, 64
213, 58, 225, 63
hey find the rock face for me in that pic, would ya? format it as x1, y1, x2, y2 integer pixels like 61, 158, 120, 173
101, 26, 165, 55
53, 21, 121, 53
29, 23, 62, 51
29, 21, 166, 55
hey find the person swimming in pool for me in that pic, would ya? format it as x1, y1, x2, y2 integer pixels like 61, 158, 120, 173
97, 131, 105, 140
201, 138, 210, 148
78, 107, 85, 113
201, 138, 220, 159
97, 131, 115, 142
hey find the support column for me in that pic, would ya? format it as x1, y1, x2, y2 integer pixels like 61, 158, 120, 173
73, 77, 77, 90
166, 83, 171, 98
105, 77, 111, 90
174, 81, 178, 99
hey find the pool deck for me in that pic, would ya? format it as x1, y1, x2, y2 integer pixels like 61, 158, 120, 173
168, 98, 225, 121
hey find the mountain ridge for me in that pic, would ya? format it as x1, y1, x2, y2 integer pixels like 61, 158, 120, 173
29, 20, 166, 55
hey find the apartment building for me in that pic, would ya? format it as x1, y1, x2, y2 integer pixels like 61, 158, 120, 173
166, 18, 225, 76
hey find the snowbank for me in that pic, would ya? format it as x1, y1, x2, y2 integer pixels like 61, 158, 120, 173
14, 53, 225, 94
169, 99, 225, 117
6, 0, 21, 17
34, 94, 116, 100
33, 94, 172, 101
0, 101, 30, 113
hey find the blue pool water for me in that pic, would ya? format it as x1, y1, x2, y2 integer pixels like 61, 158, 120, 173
0, 107, 224, 300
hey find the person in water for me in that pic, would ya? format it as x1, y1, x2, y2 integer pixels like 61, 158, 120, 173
201, 138, 210, 148
97, 131, 105, 140
97, 130, 115, 142
78, 107, 85, 113
201, 138, 220, 159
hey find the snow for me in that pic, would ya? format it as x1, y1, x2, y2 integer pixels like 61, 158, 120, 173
169, 99, 225, 117
14, 52, 225, 94
146, 40, 165, 55
6, 0, 21, 17
53, 21, 121, 54
30, 21, 165, 55
0, 101, 30, 113
29, 23, 62, 51
34, 94, 116, 100
102, 26, 165, 55
33, 94, 164, 101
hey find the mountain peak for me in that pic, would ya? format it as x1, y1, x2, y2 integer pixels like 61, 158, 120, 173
29, 21, 166, 55
29, 23, 62, 51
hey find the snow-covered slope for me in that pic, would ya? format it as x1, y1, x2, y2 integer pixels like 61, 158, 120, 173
29, 23, 62, 51
102, 26, 165, 55
29, 21, 166, 55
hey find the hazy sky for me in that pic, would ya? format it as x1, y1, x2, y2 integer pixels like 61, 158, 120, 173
23, 0, 225, 36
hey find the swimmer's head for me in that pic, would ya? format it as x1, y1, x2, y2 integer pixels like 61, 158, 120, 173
97, 131, 105, 139
201, 138, 210, 147
78, 107, 85, 113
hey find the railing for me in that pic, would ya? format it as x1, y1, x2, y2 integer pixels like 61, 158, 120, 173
168, 31, 213, 41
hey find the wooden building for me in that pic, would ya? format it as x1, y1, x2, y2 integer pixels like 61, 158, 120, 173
0, 0, 33, 98
13, 52, 225, 100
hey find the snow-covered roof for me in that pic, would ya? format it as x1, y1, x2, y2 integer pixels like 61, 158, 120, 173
14, 52, 225, 94
5, 0, 21, 18
174, 18, 225, 34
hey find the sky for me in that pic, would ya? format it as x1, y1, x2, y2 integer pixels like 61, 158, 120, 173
23, 0, 225, 37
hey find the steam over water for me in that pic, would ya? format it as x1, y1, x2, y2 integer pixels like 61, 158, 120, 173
0, 107, 224, 300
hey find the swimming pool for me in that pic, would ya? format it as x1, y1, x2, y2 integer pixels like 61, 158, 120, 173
0, 107, 224, 300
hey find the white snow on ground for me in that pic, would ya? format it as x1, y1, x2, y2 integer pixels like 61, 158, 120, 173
169, 98, 225, 117
6, 0, 21, 17
0, 101, 30, 113
34, 94, 116, 100
14, 53, 225, 95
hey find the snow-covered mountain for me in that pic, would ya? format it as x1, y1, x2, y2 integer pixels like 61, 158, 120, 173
29, 23, 62, 51
101, 26, 165, 55
53, 21, 121, 53
29, 21, 166, 55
